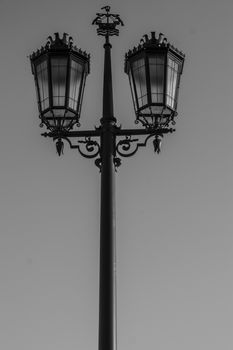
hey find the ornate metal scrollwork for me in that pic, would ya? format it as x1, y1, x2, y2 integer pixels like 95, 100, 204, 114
43, 126, 174, 169
136, 110, 177, 130
51, 136, 101, 161
116, 136, 140, 158
77, 137, 101, 159
115, 133, 164, 160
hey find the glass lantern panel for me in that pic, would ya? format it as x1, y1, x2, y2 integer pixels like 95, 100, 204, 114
68, 59, 84, 111
36, 59, 49, 111
51, 57, 68, 107
149, 55, 165, 104
129, 69, 137, 111
166, 57, 179, 109
132, 58, 147, 108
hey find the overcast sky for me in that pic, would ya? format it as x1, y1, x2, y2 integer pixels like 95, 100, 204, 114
0, 0, 232, 349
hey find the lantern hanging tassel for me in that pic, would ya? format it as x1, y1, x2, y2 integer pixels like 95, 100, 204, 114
153, 136, 162, 154
56, 138, 64, 156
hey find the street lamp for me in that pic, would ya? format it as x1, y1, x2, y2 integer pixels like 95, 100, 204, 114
125, 32, 185, 129
30, 6, 185, 350
30, 32, 90, 132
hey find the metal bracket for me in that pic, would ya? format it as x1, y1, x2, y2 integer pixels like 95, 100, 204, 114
42, 125, 175, 170
77, 137, 101, 159
51, 136, 101, 164
115, 133, 165, 165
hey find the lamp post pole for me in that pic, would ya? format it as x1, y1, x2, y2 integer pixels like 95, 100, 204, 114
99, 29, 117, 350
30, 6, 185, 350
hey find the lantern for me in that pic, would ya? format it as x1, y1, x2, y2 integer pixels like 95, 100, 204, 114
125, 32, 185, 129
30, 33, 90, 132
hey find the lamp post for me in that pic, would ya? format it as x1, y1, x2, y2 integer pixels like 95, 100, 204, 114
30, 6, 185, 350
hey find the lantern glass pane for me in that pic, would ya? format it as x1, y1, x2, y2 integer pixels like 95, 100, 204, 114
36, 59, 49, 111
51, 57, 68, 107
129, 69, 137, 110
132, 58, 147, 107
149, 55, 164, 104
166, 57, 179, 109
68, 59, 84, 111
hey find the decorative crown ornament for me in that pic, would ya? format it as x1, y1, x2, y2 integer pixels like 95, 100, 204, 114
92, 5, 124, 37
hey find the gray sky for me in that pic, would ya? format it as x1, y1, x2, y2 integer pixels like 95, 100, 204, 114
0, 0, 232, 349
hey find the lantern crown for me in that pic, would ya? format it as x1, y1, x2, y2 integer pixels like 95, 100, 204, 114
125, 31, 185, 73
47, 32, 73, 50
30, 33, 90, 69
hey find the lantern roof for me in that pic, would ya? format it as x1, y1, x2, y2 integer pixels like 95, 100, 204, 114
125, 32, 185, 72
30, 32, 90, 72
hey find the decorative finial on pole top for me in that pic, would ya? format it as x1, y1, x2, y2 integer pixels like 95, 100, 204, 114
92, 5, 124, 37
101, 5, 111, 13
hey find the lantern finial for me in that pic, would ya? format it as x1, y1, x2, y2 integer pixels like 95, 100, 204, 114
56, 139, 64, 156
153, 136, 162, 154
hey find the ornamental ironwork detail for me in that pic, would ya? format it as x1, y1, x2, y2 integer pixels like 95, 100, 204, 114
77, 137, 101, 159
30, 32, 90, 61
115, 133, 164, 159
92, 6, 124, 37
124, 31, 185, 63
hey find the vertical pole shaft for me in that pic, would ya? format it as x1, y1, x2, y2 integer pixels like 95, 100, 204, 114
98, 37, 117, 350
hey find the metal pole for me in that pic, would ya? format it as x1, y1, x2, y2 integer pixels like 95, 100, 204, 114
98, 35, 117, 350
